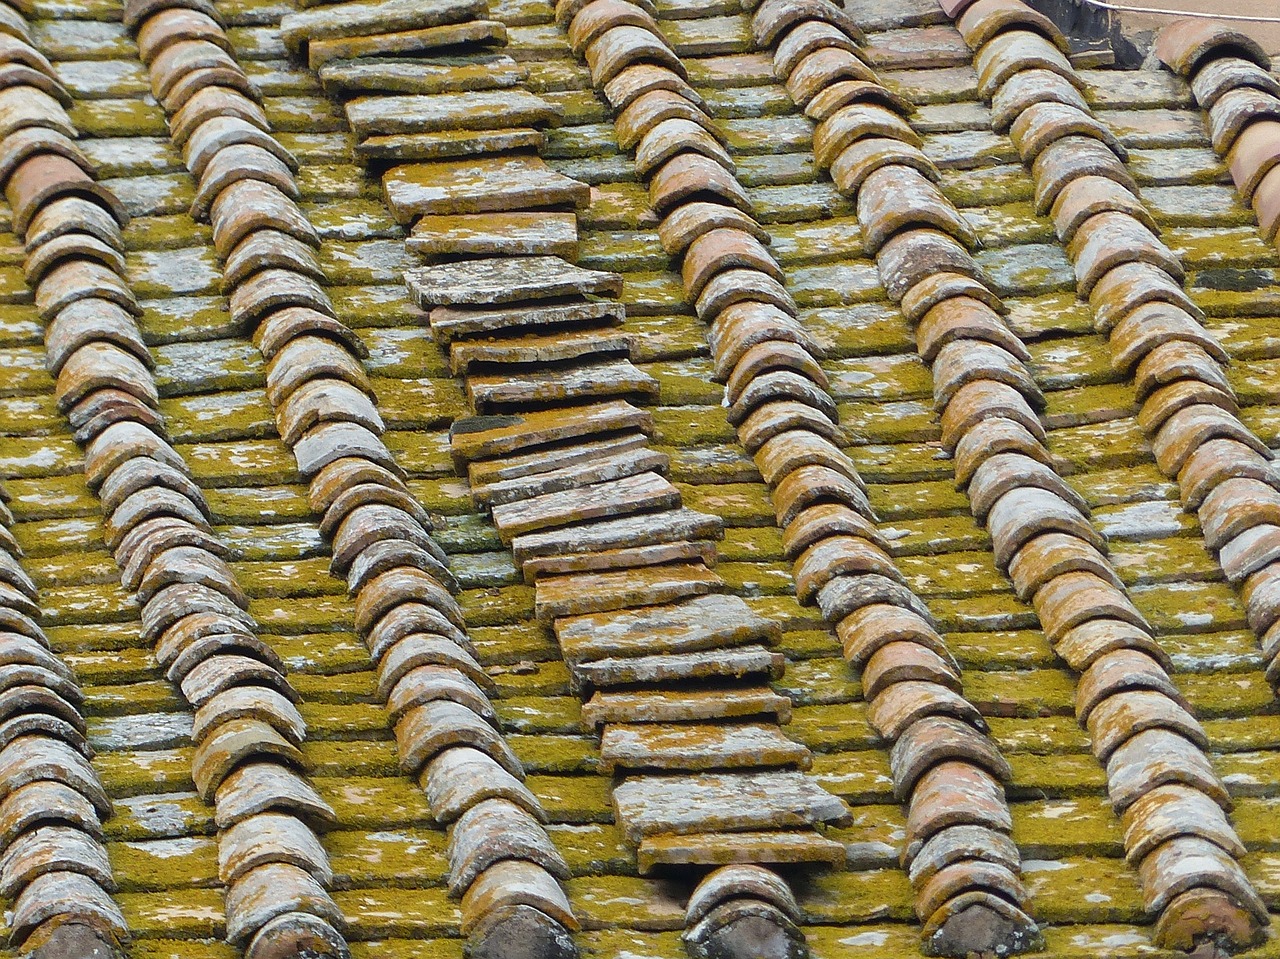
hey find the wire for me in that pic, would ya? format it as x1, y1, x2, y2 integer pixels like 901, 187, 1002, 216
1077, 0, 1280, 24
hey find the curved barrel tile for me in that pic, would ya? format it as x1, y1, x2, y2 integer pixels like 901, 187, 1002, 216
935, 1, 1270, 952
120, 0, 583, 953
538, 0, 1036, 955
6, 2, 350, 954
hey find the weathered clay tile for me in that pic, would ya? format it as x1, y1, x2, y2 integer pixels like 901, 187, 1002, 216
36, 259, 140, 323
752, 0, 865, 48
1075, 648, 1186, 723
135, 7, 227, 63
223, 229, 322, 292
193, 144, 300, 221
1085, 686, 1203, 763
908, 824, 1021, 888
932, 341, 1043, 412
1105, 727, 1229, 811
574, 644, 782, 687
584, 25, 686, 86
1177, 436, 1280, 510
224, 862, 342, 946
603, 61, 702, 110
82, 420, 186, 489
867, 680, 986, 743
0, 781, 101, 849
193, 685, 306, 747
0, 33, 56, 78
792, 534, 898, 603
411, 256, 619, 310
229, 269, 334, 329
1208, 87, 1280, 154
9, 872, 127, 944
1049, 174, 1158, 245
214, 761, 335, 830
1031, 135, 1138, 214
192, 718, 306, 801
938, 378, 1047, 454
179, 652, 294, 709
989, 68, 1089, 132
1198, 476, 1280, 550
567, 0, 666, 55
900, 269, 1006, 323
118, 517, 227, 592
1219, 524, 1280, 584
169, 85, 271, 148
973, 30, 1079, 99
634, 115, 733, 178
728, 343, 828, 403
44, 298, 150, 376
774, 20, 861, 80
877, 229, 984, 303
373, 633, 488, 699
1242, 562, 1280, 636
218, 812, 331, 887
1005, 530, 1120, 603
255, 305, 367, 361
54, 341, 157, 413
1152, 402, 1270, 476
915, 859, 1026, 921
814, 102, 921, 169
1136, 835, 1269, 925
137, 545, 245, 608
829, 136, 939, 197
986, 488, 1103, 572
24, 232, 126, 292
1225, 117, 1280, 199
149, 38, 241, 102
955, 0, 1065, 53
1154, 888, 1262, 952
599, 720, 811, 772
903, 761, 1010, 853
1122, 784, 1246, 865
1251, 164, 1280, 242
7, 153, 127, 236
1089, 261, 1204, 333
123, 0, 224, 30
330, 502, 449, 578
279, 0, 483, 51
649, 150, 752, 214
0, 737, 109, 815
424, 745, 543, 824
0, 86, 73, 147
915, 296, 1027, 363
535, 558, 722, 623
1154, 17, 1270, 78
774, 465, 871, 532
0, 128, 90, 194
210, 179, 320, 256
186, 121, 296, 184
728, 368, 837, 427
1008, 101, 1128, 164
449, 797, 570, 897
307, 22, 507, 71
864, 640, 962, 701
396, 699, 522, 777
459, 859, 577, 935
612, 769, 849, 841
584, 685, 791, 726
1191, 55, 1280, 109
785, 46, 877, 107
0, 824, 111, 901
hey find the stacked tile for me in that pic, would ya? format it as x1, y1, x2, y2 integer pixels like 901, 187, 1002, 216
939, 1, 1277, 950
759, 0, 1269, 953
541, 0, 1034, 955
0, 3, 355, 957
408, 252, 853, 958
123, 0, 585, 954
0, 475, 124, 955
1155, 23, 1280, 681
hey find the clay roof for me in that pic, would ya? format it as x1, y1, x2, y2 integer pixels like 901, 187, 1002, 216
0, 0, 1279, 956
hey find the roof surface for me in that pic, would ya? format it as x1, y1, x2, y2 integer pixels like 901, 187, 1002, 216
2, 0, 1280, 957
